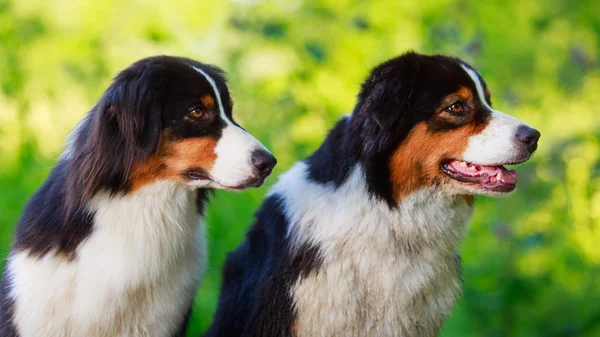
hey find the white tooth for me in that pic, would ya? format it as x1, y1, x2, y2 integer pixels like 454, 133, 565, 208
496, 171, 502, 181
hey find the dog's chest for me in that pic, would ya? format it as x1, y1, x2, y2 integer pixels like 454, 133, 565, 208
8, 183, 206, 337
289, 188, 472, 337
292, 244, 462, 337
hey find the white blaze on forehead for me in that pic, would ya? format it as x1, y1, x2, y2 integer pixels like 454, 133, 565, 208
191, 66, 231, 124
460, 64, 529, 165
461, 65, 493, 111
190, 65, 270, 188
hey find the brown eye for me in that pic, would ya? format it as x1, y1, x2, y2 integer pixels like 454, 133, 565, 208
189, 108, 205, 119
447, 102, 464, 114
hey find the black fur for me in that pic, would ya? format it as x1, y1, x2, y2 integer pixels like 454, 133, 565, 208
66, 56, 231, 211
0, 272, 17, 337
204, 195, 322, 337
306, 117, 355, 187
9, 56, 230, 259
0, 56, 236, 336
205, 52, 495, 336
353, 52, 492, 206
13, 160, 96, 259
195, 188, 214, 216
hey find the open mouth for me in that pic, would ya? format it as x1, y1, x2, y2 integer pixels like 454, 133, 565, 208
441, 159, 520, 193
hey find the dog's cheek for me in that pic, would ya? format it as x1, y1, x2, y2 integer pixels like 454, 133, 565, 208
389, 123, 478, 199
166, 137, 218, 172
388, 123, 432, 200
129, 137, 218, 190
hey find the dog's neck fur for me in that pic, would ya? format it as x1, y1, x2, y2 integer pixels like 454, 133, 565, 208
271, 162, 473, 337
7, 181, 205, 337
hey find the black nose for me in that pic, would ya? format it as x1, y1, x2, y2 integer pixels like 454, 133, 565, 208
516, 125, 541, 153
251, 150, 277, 176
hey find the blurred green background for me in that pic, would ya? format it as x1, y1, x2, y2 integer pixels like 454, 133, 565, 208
0, 0, 599, 336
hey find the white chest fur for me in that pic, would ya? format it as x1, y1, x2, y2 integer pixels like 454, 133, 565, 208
7, 182, 206, 337
271, 164, 472, 337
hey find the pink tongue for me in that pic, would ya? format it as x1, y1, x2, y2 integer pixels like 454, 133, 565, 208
448, 160, 517, 184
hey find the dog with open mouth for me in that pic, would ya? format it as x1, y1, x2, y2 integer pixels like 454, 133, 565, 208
204, 52, 540, 337
0, 56, 276, 337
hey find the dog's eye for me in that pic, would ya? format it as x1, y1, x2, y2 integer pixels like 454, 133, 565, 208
446, 102, 464, 114
189, 108, 206, 119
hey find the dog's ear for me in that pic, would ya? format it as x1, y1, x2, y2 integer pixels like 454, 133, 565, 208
66, 60, 164, 209
358, 57, 418, 131
99, 64, 164, 159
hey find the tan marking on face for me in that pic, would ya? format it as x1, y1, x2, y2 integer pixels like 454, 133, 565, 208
389, 119, 488, 200
164, 137, 218, 172
129, 154, 170, 192
456, 86, 473, 102
130, 134, 218, 191
228, 100, 233, 109
484, 87, 491, 100
201, 95, 214, 110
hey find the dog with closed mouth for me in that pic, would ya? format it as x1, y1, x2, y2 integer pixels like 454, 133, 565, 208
0, 56, 276, 337
205, 52, 540, 337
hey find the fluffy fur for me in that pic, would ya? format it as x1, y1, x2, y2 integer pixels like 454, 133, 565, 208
205, 52, 540, 337
0, 56, 276, 337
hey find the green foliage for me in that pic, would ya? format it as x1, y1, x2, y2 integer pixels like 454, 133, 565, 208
0, 0, 598, 336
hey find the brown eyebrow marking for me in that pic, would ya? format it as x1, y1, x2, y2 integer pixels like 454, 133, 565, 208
201, 95, 214, 110
456, 86, 473, 101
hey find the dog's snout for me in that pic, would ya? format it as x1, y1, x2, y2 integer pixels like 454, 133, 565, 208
251, 150, 277, 176
516, 125, 540, 153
